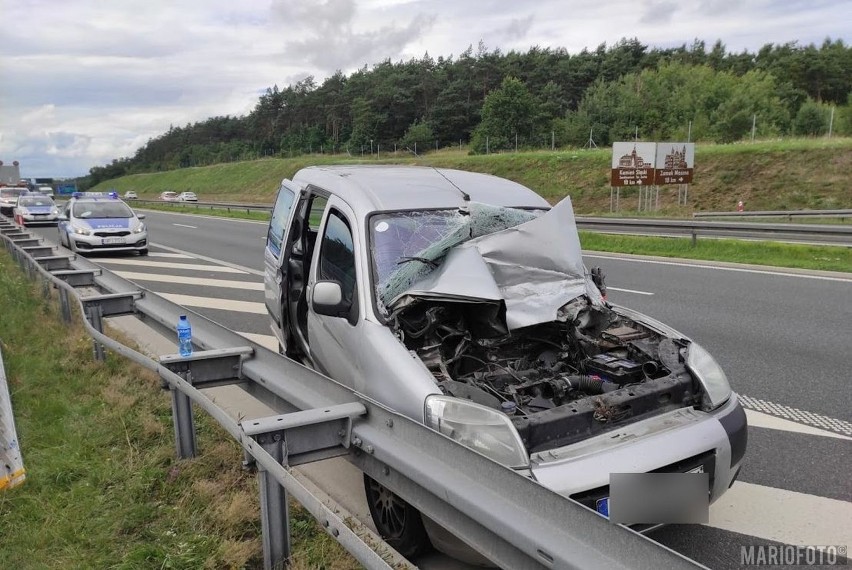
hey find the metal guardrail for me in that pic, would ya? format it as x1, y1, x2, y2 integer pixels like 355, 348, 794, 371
130, 198, 272, 214
575, 217, 852, 246
693, 209, 852, 220
0, 217, 703, 569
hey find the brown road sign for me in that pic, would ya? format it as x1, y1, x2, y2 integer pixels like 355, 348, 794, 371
611, 142, 656, 187
654, 142, 695, 185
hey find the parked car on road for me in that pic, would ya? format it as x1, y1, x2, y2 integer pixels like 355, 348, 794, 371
14, 193, 60, 226
177, 191, 198, 202
160, 191, 178, 201
124, 191, 138, 200
263, 166, 747, 557
0, 186, 28, 215
57, 191, 148, 255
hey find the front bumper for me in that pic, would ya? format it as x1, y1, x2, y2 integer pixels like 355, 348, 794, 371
71, 231, 148, 252
19, 213, 59, 225
530, 394, 746, 507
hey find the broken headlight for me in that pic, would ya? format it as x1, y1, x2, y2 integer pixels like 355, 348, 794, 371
424, 395, 529, 469
686, 342, 732, 410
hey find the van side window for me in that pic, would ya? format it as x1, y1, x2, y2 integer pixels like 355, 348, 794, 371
267, 186, 295, 257
318, 211, 356, 304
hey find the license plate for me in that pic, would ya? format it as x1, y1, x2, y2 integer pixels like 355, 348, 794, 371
102, 237, 126, 245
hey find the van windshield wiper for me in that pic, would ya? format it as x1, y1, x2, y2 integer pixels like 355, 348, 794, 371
396, 256, 439, 269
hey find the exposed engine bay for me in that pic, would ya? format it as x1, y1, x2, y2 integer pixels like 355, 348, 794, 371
392, 296, 702, 453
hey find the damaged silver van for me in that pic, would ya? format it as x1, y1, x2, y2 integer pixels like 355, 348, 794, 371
263, 165, 747, 557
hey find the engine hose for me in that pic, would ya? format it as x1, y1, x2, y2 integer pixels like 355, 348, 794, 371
564, 374, 609, 394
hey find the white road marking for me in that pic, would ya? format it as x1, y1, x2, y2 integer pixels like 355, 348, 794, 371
707, 482, 852, 547
173, 223, 197, 229
95, 258, 247, 274
746, 409, 852, 441
160, 293, 267, 314
607, 286, 654, 296
584, 253, 852, 283
238, 332, 279, 352
113, 271, 264, 291
741, 394, 851, 436
150, 242, 264, 277
146, 252, 192, 259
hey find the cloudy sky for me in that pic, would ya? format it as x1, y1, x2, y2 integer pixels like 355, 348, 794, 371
1, 0, 848, 178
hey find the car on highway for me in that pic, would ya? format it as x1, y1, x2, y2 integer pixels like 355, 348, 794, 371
177, 191, 198, 202
13, 193, 60, 226
124, 191, 138, 200
57, 191, 148, 255
263, 166, 747, 557
160, 191, 178, 201
0, 186, 28, 216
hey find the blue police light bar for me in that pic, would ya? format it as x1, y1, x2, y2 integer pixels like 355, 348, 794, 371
71, 191, 120, 199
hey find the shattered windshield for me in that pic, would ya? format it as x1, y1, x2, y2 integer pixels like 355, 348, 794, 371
370, 204, 544, 311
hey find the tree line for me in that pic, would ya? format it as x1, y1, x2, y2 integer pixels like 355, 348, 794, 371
84, 38, 851, 187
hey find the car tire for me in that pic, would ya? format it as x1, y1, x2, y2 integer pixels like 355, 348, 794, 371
363, 474, 431, 559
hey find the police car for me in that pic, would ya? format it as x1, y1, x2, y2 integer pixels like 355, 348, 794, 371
14, 192, 60, 226
57, 192, 148, 255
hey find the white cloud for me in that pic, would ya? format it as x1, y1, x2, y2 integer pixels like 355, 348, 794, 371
0, 0, 848, 177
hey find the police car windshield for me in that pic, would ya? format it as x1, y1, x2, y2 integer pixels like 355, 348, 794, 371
72, 201, 134, 219
19, 197, 52, 207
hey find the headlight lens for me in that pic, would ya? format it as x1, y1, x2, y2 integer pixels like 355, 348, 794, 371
51, 207, 59, 215
425, 395, 529, 468
686, 342, 732, 410
132, 222, 146, 234
72, 224, 92, 236
18, 208, 29, 215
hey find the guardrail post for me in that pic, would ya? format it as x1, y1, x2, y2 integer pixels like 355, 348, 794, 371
691, 230, 697, 247
59, 287, 72, 323
86, 304, 106, 361
169, 378, 197, 459
257, 431, 290, 569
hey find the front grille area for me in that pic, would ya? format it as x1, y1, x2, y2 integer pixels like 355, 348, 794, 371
570, 450, 716, 510
94, 231, 130, 237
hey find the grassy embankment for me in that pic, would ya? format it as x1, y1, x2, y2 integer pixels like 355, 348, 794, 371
95, 138, 852, 273
0, 250, 358, 569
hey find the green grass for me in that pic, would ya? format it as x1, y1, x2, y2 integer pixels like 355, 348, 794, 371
135, 202, 271, 222
0, 250, 357, 569
580, 232, 852, 273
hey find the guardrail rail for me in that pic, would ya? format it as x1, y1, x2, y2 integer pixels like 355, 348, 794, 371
0, 214, 705, 570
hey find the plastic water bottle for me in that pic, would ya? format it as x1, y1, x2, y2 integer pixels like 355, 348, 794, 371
177, 315, 192, 357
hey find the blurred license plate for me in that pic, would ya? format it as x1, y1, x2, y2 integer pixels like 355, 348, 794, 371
102, 237, 125, 245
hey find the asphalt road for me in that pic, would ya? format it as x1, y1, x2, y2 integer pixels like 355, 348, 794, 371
27, 210, 852, 569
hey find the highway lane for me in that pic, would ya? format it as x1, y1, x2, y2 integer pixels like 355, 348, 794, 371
25, 213, 852, 569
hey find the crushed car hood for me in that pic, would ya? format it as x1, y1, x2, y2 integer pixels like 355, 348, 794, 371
389, 198, 604, 330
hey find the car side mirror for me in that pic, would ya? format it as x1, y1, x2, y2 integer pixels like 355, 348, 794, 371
136, 213, 146, 220
312, 281, 351, 318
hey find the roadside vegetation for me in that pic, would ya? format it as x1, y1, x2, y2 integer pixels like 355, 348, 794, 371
96, 138, 852, 214
0, 249, 357, 569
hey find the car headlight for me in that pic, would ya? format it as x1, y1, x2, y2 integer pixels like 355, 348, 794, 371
51, 207, 59, 215
686, 342, 732, 410
132, 222, 146, 234
18, 208, 29, 215
72, 224, 92, 236
425, 395, 529, 468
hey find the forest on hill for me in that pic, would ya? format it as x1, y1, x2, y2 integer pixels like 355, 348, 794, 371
84, 38, 851, 188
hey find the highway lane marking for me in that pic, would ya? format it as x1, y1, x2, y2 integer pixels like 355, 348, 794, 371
150, 242, 264, 277
741, 394, 851, 437
584, 254, 852, 283
160, 293, 267, 314
746, 410, 852, 441
112, 271, 264, 291
95, 258, 248, 274
607, 286, 654, 296
707, 481, 852, 547
238, 332, 279, 352
173, 223, 197, 229
147, 252, 192, 259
